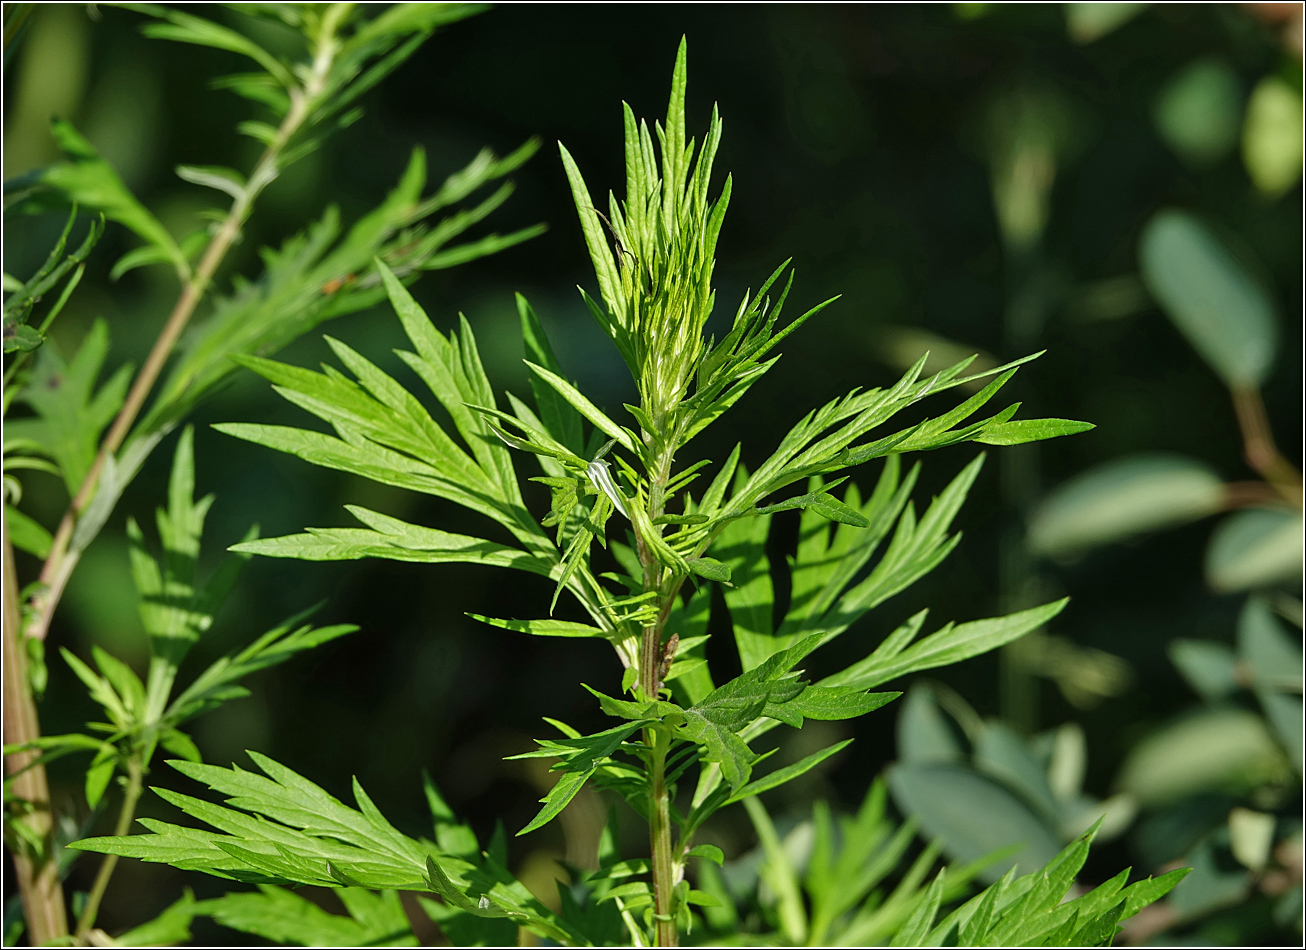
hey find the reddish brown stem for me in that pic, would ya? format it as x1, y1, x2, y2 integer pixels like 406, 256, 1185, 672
3, 517, 69, 943
1231, 385, 1302, 508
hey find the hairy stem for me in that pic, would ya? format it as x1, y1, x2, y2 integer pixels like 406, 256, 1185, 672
634, 442, 681, 945
638, 446, 676, 700
647, 725, 678, 947
2, 516, 69, 943
73, 754, 144, 944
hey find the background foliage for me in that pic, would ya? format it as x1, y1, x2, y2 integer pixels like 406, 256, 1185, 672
4, 3, 1300, 944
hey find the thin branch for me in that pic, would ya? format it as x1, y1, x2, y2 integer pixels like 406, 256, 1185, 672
74, 755, 144, 943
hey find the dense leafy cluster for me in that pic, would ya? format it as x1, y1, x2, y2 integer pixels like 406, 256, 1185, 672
66, 41, 1157, 948
5, 8, 1212, 946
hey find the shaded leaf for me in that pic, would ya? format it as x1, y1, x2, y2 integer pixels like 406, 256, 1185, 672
1139, 209, 1278, 387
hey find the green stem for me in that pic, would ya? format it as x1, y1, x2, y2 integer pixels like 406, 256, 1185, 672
73, 753, 144, 944
647, 725, 678, 947
637, 444, 676, 700
634, 441, 681, 946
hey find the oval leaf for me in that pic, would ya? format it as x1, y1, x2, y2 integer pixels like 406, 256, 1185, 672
1153, 58, 1242, 167
1029, 453, 1224, 556
887, 762, 1062, 881
1242, 77, 1304, 199
1139, 210, 1278, 387
1115, 706, 1289, 806
1205, 507, 1303, 592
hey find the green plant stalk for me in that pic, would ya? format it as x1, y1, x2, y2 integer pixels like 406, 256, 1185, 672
25, 4, 351, 648
635, 442, 681, 946
3, 8, 350, 936
646, 724, 677, 948
2, 515, 68, 944
73, 753, 143, 944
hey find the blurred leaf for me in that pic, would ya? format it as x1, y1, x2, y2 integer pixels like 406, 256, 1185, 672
5, 505, 51, 558
84, 744, 116, 809
1257, 688, 1303, 774
158, 728, 201, 764
4, 324, 42, 353
1028, 453, 1225, 556
875, 326, 998, 392
1167, 833, 1248, 918
1139, 210, 1278, 388
1242, 77, 1304, 199
1228, 807, 1275, 872
1115, 706, 1289, 806
1237, 595, 1302, 691
346, 2, 486, 50
974, 722, 1062, 825
887, 762, 1062, 880
135, 6, 292, 86
114, 890, 198, 948
7, 319, 131, 496
1154, 58, 1242, 166
1064, 3, 1148, 43
1067, 274, 1152, 322
1168, 639, 1239, 702
1045, 724, 1086, 806
175, 164, 246, 200
1205, 507, 1303, 592
743, 797, 807, 945
35, 119, 187, 278
897, 686, 964, 765
140, 140, 541, 435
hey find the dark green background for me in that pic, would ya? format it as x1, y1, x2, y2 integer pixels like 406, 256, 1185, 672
5, 3, 1301, 942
